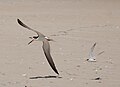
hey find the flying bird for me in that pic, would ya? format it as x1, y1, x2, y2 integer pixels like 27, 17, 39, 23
17, 19, 59, 75
87, 43, 96, 62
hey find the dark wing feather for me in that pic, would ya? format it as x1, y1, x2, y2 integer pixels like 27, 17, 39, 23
17, 19, 45, 37
42, 39, 59, 75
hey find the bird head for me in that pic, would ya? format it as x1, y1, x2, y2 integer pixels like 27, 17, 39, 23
28, 36, 39, 45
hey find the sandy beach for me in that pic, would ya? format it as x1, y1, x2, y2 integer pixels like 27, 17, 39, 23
0, 0, 120, 87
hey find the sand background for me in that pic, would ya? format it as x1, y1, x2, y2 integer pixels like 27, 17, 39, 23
0, 0, 120, 87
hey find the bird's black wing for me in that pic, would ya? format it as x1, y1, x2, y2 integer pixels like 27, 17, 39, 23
42, 39, 59, 75
17, 19, 45, 37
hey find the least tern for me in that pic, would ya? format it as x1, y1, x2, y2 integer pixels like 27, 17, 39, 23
87, 43, 96, 62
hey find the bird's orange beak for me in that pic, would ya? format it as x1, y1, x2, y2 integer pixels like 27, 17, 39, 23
28, 39, 34, 45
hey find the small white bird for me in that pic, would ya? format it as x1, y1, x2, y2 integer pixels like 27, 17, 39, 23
17, 19, 59, 75
87, 43, 96, 62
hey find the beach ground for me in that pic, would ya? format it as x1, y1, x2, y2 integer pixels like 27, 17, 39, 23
0, 0, 120, 87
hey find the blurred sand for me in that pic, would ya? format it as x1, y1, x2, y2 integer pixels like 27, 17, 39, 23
0, 0, 120, 87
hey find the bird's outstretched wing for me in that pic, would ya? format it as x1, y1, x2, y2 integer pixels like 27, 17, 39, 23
42, 39, 59, 75
89, 43, 96, 59
17, 19, 45, 37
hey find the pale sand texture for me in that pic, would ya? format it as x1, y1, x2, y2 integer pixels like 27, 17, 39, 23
0, 0, 120, 87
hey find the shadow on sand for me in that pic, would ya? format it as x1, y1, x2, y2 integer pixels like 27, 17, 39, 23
29, 75, 62, 79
